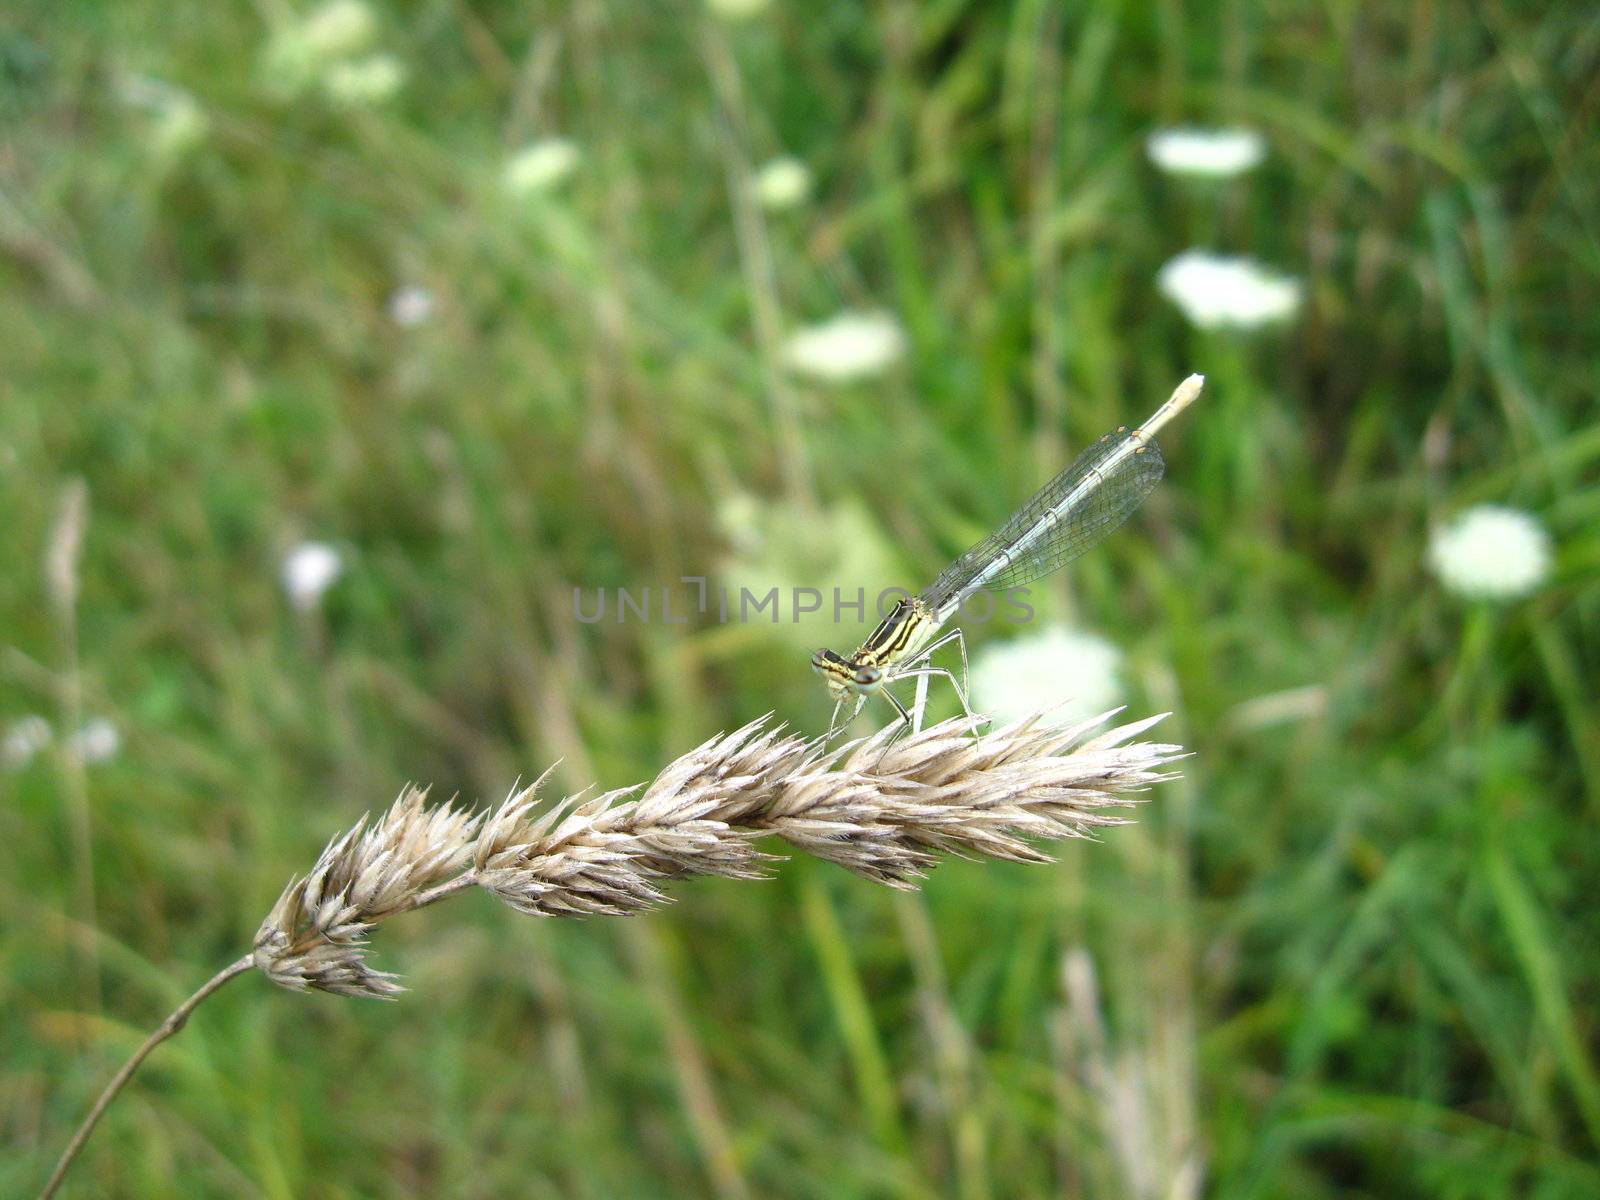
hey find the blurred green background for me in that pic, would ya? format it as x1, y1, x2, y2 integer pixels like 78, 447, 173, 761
4, 1, 1598, 1196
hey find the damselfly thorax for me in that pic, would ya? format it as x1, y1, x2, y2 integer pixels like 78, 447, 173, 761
811, 596, 938, 700
812, 374, 1205, 739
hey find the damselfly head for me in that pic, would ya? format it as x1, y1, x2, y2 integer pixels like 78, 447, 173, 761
811, 648, 882, 698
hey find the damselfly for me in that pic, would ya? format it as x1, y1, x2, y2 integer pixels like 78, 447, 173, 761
812, 374, 1205, 736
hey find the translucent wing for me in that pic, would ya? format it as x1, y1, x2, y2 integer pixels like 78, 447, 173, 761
920, 431, 1165, 610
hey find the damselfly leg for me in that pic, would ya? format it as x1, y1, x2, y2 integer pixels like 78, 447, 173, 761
864, 663, 979, 769
824, 694, 868, 745
872, 630, 980, 766
898, 628, 972, 734
893, 665, 977, 732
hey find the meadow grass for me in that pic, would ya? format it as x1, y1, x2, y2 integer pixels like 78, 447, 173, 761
2, 2, 1598, 1196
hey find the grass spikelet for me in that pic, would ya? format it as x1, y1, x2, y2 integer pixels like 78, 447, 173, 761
252, 785, 479, 998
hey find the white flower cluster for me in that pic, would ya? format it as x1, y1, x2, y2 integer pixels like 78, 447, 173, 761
2, 715, 122, 770
1427, 505, 1552, 601
323, 54, 406, 106
1157, 250, 1302, 330
503, 139, 580, 198
69, 719, 121, 765
754, 156, 812, 210
282, 541, 345, 611
301, 0, 375, 57
262, 1, 405, 106
970, 626, 1124, 726
1147, 127, 1265, 178
119, 75, 209, 160
387, 284, 435, 328
2, 716, 52, 772
1147, 124, 1302, 331
707, 0, 771, 19
781, 312, 906, 383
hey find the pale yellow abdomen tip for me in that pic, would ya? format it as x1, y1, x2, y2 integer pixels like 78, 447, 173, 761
1136, 373, 1206, 440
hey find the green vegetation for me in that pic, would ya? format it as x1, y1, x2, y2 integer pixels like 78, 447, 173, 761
3, 2, 1597, 1195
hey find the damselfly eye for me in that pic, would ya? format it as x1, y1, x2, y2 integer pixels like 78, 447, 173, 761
853, 666, 882, 687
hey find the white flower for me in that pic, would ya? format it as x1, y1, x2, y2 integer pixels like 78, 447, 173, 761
261, 34, 318, 96
782, 311, 906, 382
324, 53, 405, 105
301, 0, 377, 58
970, 626, 1124, 726
754, 156, 811, 210
1146, 127, 1265, 178
2, 715, 52, 772
149, 91, 209, 157
715, 492, 765, 558
503, 139, 579, 196
1428, 505, 1552, 601
1157, 250, 1302, 330
68, 719, 120, 765
282, 541, 344, 611
707, 0, 771, 19
120, 77, 209, 158
262, 1, 377, 96
388, 284, 435, 327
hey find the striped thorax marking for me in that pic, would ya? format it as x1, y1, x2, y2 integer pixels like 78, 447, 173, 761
811, 597, 937, 701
